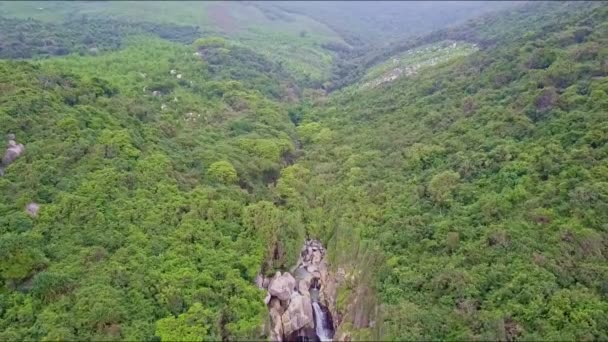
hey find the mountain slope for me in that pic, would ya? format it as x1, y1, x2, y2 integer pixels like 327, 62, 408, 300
0, 1, 607, 341
0, 37, 302, 341
282, 2, 608, 340
0, 0, 345, 86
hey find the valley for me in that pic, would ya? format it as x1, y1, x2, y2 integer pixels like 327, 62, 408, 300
0, 1, 607, 341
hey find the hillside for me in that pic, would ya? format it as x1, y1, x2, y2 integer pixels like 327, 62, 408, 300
0, 1, 607, 341
0, 1, 517, 88
0, 36, 304, 340
0, 1, 344, 86
287, 1, 608, 340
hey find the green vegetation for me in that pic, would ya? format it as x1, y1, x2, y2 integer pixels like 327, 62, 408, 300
288, 1, 608, 339
0, 15, 200, 59
0, 36, 303, 340
0, 1, 344, 86
0, 1, 607, 341
359, 40, 478, 89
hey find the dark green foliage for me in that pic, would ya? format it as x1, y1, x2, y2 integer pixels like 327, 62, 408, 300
326, 1, 602, 91
281, 2, 608, 340
0, 16, 200, 59
0, 1, 607, 341
197, 40, 298, 101
0, 37, 301, 340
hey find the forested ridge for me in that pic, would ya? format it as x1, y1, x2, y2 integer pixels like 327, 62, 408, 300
0, 36, 302, 340
292, 2, 608, 340
0, 1, 607, 341
0, 15, 202, 59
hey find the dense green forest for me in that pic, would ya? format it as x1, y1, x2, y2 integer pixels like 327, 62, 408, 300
294, 2, 608, 340
0, 1, 607, 341
0, 35, 302, 340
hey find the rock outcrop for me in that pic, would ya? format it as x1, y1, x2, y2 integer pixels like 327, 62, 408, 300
261, 239, 335, 341
0, 134, 25, 176
25, 202, 40, 217
281, 292, 314, 336
268, 272, 296, 301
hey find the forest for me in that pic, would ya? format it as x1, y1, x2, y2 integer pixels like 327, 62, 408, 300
0, 1, 607, 341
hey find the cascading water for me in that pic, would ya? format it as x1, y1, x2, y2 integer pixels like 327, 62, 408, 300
312, 301, 333, 342
262, 239, 335, 341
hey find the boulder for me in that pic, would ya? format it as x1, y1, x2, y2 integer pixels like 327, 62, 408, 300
255, 273, 271, 289
296, 271, 314, 297
268, 272, 296, 301
304, 247, 313, 262
268, 297, 284, 341
281, 292, 314, 336
2, 141, 24, 166
25, 202, 39, 217
298, 279, 310, 297
312, 250, 322, 264
306, 264, 318, 274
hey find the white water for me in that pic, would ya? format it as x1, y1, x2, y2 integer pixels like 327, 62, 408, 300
313, 302, 332, 342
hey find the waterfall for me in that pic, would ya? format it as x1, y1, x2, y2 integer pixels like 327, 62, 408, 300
313, 302, 332, 342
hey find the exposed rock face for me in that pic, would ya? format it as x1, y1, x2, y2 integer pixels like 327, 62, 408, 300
261, 239, 335, 341
268, 272, 296, 301
0, 134, 25, 176
281, 292, 314, 336
268, 298, 284, 341
25, 202, 40, 217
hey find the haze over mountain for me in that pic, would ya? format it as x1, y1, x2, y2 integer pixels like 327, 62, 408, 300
0, 1, 606, 341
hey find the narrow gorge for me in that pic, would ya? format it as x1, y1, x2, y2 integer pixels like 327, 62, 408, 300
257, 240, 336, 341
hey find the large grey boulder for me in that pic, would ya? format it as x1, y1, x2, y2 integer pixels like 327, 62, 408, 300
268, 297, 284, 342
2, 140, 25, 167
297, 271, 314, 297
268, 272, 296, 301
281, 292, 314, 337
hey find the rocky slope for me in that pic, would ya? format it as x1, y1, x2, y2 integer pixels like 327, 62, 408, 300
257, 240, 335, 341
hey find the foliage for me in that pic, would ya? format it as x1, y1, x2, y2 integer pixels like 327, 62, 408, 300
0, 1, 346, 86
0, 36, 293, 341
0, 2, 607, 341
0, 15, 200, 59
283, 2, 608, 340
207, 161, 238, 184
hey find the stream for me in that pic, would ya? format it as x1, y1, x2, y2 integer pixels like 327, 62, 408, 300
258, 239, 335, 341
313, 302, 333, 342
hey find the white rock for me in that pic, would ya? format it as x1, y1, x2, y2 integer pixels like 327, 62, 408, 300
25, 202, 39, 217
268, 272, 296, 301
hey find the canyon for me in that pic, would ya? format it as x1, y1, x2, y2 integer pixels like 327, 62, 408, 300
257, 240, 336, 341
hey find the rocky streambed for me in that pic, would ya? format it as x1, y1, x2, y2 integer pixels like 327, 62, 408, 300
256, 239, 335, 341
